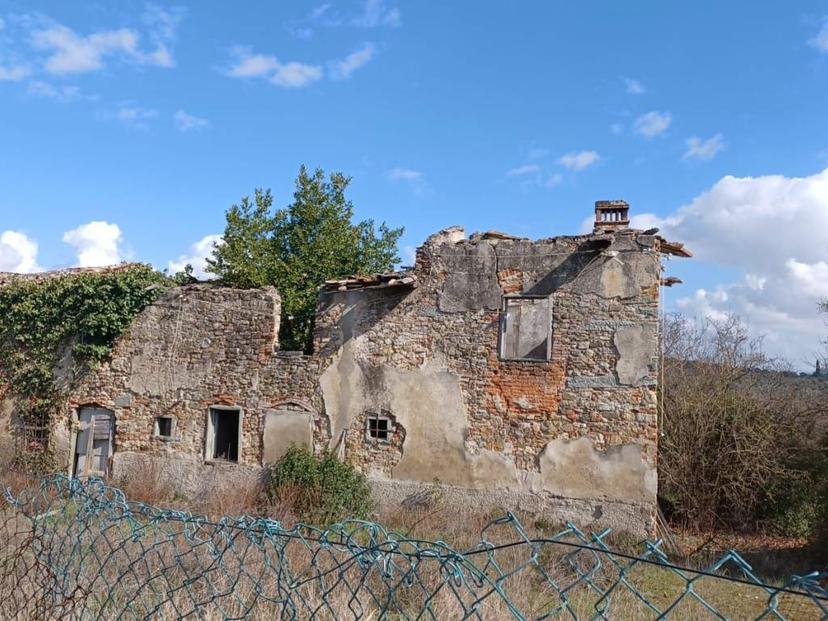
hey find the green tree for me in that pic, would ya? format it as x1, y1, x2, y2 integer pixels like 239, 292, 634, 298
207, 166, 403, 351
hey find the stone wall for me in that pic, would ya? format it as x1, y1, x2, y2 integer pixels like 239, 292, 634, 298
313, 228, 662, 531
57, 226, 666, 534
64, 286, 279, 477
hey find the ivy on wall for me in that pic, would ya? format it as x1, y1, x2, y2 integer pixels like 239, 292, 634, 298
0, 265, 170, 467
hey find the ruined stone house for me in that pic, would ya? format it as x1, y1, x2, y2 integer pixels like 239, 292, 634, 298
2, 201, 690, 533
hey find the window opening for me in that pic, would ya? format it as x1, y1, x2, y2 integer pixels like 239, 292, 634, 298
366, 412, 393, 442
155, 416, 173, 438
209, 407, 240, 462
499, 295, 552, 361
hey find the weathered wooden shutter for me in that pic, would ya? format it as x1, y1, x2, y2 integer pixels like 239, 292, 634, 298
75, 422, 90, 455
93, 416, 111, 440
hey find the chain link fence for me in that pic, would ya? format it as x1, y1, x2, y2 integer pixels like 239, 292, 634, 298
1, 474, 826, 620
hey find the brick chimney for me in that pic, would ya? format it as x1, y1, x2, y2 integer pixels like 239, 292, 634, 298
593, 200, 630, 234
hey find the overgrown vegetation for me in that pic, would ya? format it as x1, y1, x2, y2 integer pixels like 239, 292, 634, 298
263, 445, 372, 525
659, 314, 828, 540
2, 471, 824, 620
207, 166, 403, 352
0, 265, 169, 470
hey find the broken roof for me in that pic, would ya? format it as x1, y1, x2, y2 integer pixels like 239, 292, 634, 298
657, 237, 693, 258
320, 272, 417, 293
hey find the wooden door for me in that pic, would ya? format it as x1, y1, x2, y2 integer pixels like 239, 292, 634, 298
74, 407, 114, 478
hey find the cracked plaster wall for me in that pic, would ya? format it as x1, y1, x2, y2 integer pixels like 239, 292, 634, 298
315, 228, 663, 521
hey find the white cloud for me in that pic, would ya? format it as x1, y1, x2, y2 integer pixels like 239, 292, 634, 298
286, 3, 340, 39
626, 212, 663, 232
745, 274, 766, 291
142, 3, 184, 68
506, 163, 560, 190
0, 230, 41, 273
544, 173, 562, 187
271, 62, 324, 88
226, 48, 323, 88
507, 164, 541, 177
62, 221, 123, 267
310, 4, 333, 19
387, 167, 426, 193
114, 104, 158, 129
328, 43, 376, 80
226, 52, 280, 78
174, 109, 209, 131
17, 7, 181, 77
167, 234, 222, 279
683, 133, 725, 161
143, 4, 183, 41
0, 64, 31, 81
227, 42, 378, 87
287, 0, 397, 36
810, 20, 828, 53
637, 168, 828, 364
785, 259, 828, 299
557, 150, 600, 171
388, 167, 422, 181
352, 0, 401, 28
623, 77, 645, 94
27, 80, 83, 101
288, 25, 314, 40
633, 110, 672, 138
30, 25, 139, 74
146, 44, 173, 68
675, 288, 731, 323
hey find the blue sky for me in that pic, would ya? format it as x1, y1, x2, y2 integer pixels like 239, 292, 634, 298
1, 1, 828, 365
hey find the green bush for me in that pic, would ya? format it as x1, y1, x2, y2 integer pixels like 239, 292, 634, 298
760, 434, 828, 540
263, 445, 372, 525
764, 491, 822, 539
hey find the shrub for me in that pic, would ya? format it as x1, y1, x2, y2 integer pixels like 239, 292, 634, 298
759, 434, 828, 539
660, 314, 828, 536
263, 445, 372, 525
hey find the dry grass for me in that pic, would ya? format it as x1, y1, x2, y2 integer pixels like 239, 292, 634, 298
0, 447, 39, 499
114, 454, 177, 505
0, 467, 37, 499
196, 475, 263, 518
114, 456, 268, 519
0, 503, 822, 620
1, 466, 825, 619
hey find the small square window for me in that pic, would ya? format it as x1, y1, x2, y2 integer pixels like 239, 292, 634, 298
366, 413, 392, 442
154, 416, 174, 438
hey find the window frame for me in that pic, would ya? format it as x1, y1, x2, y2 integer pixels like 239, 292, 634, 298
205, 405, 243, 464
365, 411, 394, 444
154, 416, 175, 440
498, 294, 553, 362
